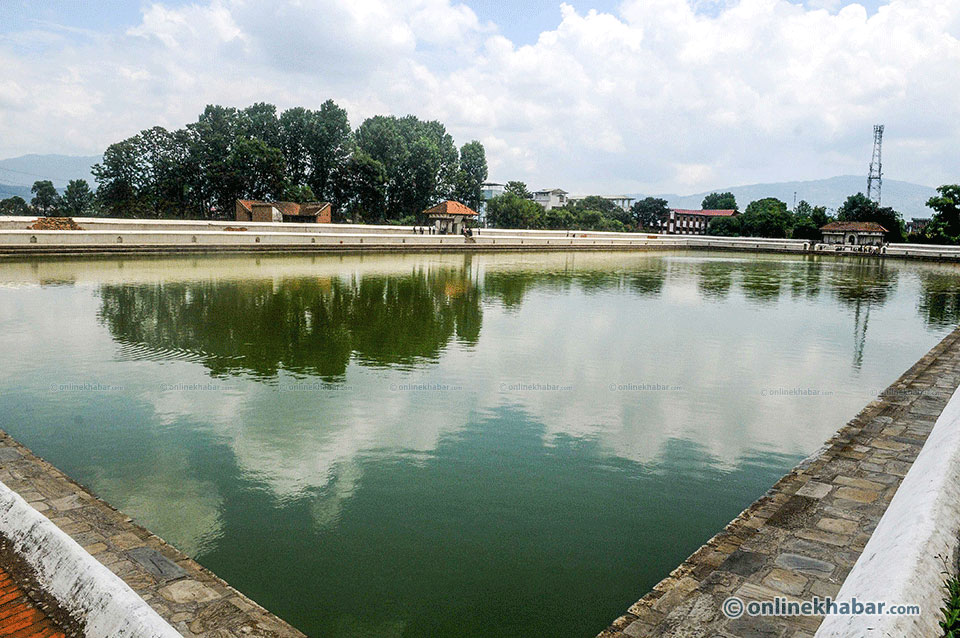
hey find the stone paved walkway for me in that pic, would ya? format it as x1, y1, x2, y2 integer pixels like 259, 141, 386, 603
0, 434, 305, 638
598, 326, 960, 638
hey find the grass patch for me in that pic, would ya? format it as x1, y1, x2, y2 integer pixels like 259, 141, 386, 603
942, 569, 960, 637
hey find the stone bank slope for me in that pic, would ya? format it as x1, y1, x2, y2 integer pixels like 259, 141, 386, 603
597, 326, 960, 638
3, 216, 960, 260
0, 432, 305, 638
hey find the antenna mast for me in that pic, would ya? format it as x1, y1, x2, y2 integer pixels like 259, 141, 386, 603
867, 124, 884, 205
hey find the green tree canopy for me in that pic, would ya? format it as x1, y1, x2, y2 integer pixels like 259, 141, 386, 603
90, 101, 482, 223
0, 196, 31, 216
355, 114, 459, 220
485, 193, 544, 229
706, 216, 742, 236
701, 192, 738, 212
504, 181, 531, 198
741, 198, 792, 238
61, 179, 95, 217
344, 151, 387, 222
630, 197, 670, 230
454, 141, 488, 212
30, 180, 60, 216
837, 192, 904, 242
925, 185, 960, 242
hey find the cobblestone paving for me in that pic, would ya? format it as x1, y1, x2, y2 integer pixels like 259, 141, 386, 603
598, 326, 960, 638
0, 435, 305, 638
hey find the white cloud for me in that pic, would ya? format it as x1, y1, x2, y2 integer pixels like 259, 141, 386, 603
0, 0, 958, 193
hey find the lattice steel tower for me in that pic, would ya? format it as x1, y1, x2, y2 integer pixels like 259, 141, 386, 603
867, 124, 884, 205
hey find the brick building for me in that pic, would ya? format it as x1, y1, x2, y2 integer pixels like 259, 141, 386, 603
662, 209, 737, 234
819, 221, 887, 246
235, 199, 332, 224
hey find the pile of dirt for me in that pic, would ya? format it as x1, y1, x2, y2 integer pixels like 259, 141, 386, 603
27, 217, 84, 231
224, 226, 248, 231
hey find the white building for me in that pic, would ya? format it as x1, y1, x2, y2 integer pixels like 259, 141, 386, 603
477, 182, 505, 224
532, 188, 568, 210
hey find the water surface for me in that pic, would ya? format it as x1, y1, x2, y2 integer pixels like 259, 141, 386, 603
1, 251, 958, 637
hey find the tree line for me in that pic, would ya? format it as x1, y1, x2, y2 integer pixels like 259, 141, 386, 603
0, 101, 488, 223
481, 182, 960, 245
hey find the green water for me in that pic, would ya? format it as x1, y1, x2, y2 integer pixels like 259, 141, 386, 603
1, 251, 959, 637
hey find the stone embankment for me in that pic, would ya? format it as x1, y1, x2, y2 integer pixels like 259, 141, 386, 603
0, 432, 305, 638
1, 216, 959, 260
598, 326, 960, 638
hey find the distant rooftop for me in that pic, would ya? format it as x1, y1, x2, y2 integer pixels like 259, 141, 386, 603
670, 208, 737, 217
820, 221, 888, 233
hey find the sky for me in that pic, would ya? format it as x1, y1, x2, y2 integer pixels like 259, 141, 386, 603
0, 0, 956, 195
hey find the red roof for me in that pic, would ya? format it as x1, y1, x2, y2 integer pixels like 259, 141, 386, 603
671, 209, 737, 217
820, 221, 888, 233
423, 200, 478, 217
238, 200, 330, 216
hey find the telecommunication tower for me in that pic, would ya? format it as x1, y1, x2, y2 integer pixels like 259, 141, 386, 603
867, 124, 884, 205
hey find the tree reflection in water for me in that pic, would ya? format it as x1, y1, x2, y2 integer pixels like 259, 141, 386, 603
97, 253, 960, 381
97, 267, 482, 381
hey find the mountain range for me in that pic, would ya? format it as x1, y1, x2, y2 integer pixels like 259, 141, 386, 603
0, 154, 102, 199
0, 154, 941, 220
631, 175, 938, 220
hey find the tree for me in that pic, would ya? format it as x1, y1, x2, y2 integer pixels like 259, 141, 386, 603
740, 198, 792, 238
304, 100, 354, 207
93, 138, 149, 218
0, 196, 30, 216
707, 216, 742, 236
925, 185, 960, 241
61, 179, 95, 216
792, 218, 820, 240
454, 141, 487, 211
837, 192, 904, 242
702, 192, 738, 212
355, 115, 461, 221
543, 207, 575, 229
505, 181, 531, 199
791, 200, 827, 240
30, 180, 60, 216
344, 151, 387, 222
283, 183, 316, 203
631, 197, 670, 230
811, 205, 831, 228
485, 193, 544, 229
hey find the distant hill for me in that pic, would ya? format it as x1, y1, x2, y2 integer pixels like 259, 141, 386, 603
632, 176, 938, 220
0, 154, 101, 190
0, 183, 32, 200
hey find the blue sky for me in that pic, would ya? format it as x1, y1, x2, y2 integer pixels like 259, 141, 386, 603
0, 0, 954, 194
1, 0, 890, 42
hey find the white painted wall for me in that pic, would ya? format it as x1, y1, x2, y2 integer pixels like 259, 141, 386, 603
815, 385, 960, 637
0, 481, 182, 638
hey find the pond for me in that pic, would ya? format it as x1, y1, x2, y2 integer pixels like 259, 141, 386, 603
1, 250, 959, 637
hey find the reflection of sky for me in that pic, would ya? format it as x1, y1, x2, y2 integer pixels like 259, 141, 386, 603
0, 251, 958, 637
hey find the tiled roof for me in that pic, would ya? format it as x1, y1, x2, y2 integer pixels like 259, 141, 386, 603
238, 200, 330, 216
423, 200, 479, 217
820, 221, 888, 233
671, 209, 737, 217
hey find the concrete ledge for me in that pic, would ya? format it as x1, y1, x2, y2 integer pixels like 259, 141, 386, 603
0, 479, 181, 638
815, 384, 960, 637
